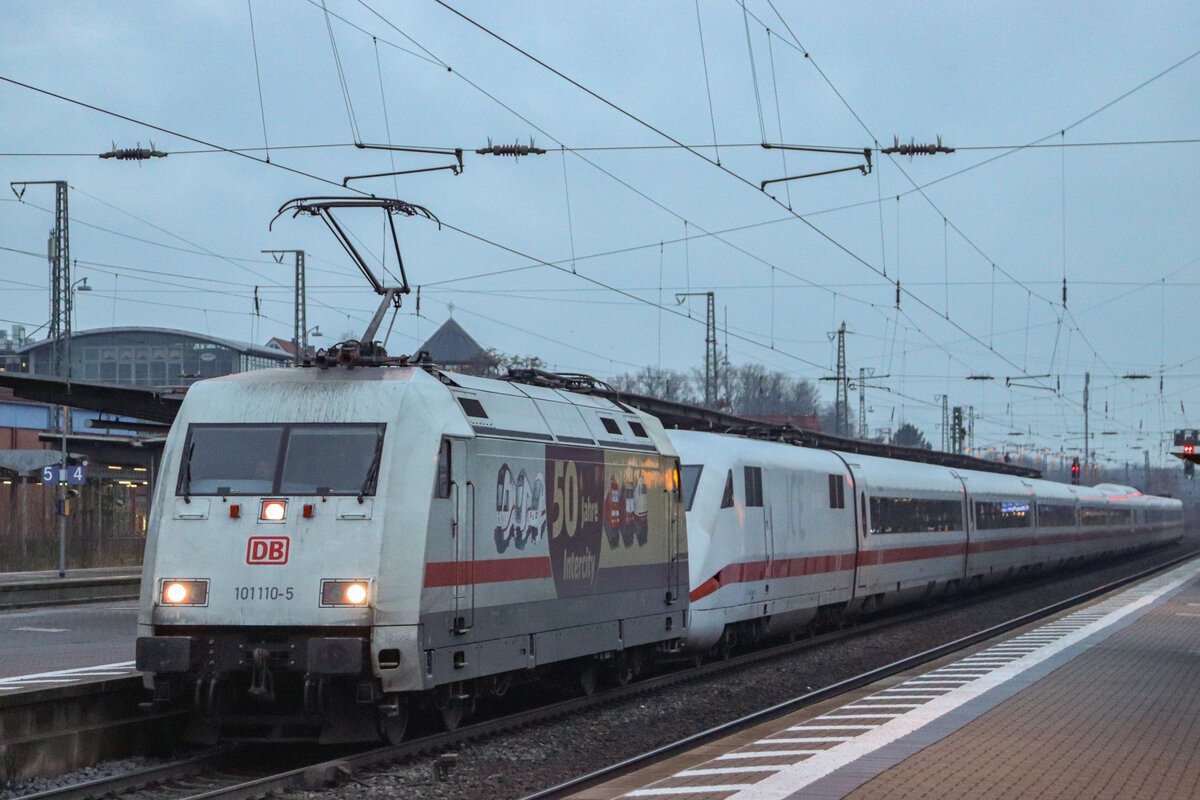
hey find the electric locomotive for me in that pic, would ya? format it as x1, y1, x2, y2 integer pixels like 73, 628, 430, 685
136, 365, 688, 743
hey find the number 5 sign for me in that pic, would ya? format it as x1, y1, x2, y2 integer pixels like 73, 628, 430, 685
41, 465, 87, 485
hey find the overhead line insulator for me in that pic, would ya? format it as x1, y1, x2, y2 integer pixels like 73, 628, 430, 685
476, 138, 546, 158
99, 141, 167, 160
881, 135, 954, 157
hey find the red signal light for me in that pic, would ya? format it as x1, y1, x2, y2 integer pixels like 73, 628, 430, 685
1185, 444, 1194, 454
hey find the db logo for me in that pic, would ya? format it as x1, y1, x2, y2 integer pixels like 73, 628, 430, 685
247, 536, 289, 564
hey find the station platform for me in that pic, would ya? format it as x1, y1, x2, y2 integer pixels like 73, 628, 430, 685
576, 557, 1200, 800
0, 565, 141, 609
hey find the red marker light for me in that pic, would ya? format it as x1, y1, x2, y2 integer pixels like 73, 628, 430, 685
303, 504, 314, 518
230, 504, 241, 518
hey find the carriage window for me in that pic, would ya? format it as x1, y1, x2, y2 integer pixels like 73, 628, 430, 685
434, 438, 452, 498
828, 474, 845, 508
720, 470, 735, 509
628, 420, 648, 438
869, 496, 963, 534
600, 417, 621, 435
178, 423, 385, 496
744, 467, 763, 507
681, 465, 703, 511
1037, 503, 1076, 527
974, 500, 1031, 530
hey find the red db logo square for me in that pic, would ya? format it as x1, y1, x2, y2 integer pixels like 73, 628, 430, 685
247, 536, 289, 564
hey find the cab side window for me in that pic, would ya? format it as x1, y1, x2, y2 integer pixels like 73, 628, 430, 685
434, 438, 452, 498
744, 466, 763, 507
720, 470, 735, 509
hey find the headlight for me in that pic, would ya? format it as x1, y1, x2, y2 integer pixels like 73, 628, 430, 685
321, 579, 371, 607
160, 579, 209, 606
260, 499, 287, 521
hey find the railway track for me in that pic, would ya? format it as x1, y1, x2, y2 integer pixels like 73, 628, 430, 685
11, 546, 1196, 800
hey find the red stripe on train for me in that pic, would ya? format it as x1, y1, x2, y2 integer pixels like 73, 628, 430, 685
855, 542, 966, 567
424, 556, 553, 588
966, 527, 1142, 553
689, 553, 857, 602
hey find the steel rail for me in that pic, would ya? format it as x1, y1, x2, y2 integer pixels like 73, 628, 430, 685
11, 751, 229, 800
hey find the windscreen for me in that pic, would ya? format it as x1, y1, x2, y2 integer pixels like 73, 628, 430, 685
177, 423, 385, 496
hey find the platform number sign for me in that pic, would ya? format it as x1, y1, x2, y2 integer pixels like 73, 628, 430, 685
41, 465, 86, 485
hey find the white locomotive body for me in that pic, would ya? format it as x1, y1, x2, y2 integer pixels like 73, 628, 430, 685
673, 431, 1183, 651
136, 367, 687, 742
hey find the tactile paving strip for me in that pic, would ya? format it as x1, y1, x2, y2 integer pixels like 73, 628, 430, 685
620, 559, 1200, 799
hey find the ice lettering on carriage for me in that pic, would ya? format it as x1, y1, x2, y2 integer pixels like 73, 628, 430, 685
546, 445, 605, 596
492, 463, 547, 553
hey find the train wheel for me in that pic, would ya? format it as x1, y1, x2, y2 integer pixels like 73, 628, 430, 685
435, 686, 472, 731
378, 693, 408, 745
612, 650, 642, 686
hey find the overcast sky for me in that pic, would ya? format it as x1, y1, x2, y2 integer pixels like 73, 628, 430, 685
2, 1, 1198, 470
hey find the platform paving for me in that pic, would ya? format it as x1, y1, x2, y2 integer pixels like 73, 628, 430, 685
577, 557, 1200, 800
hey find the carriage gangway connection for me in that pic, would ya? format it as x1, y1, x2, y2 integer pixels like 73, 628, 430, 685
566, 555, 1200, 800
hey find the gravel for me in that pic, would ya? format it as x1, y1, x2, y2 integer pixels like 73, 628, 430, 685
5, 538, 1193, 800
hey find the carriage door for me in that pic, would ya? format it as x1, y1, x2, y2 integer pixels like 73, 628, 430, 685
667, 460, 684, 604
950, 470, 970, 579
855, 474, 869, 590
744, 467, 770, 578
449, 438, 474, 633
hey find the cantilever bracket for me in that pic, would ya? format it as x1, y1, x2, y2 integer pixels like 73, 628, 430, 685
758, 146, 872, 191
343, 145, 464, 186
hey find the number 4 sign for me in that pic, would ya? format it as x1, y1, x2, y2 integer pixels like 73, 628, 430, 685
40, 465, 87, 485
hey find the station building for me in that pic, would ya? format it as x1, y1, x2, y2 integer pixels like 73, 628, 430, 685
0, 326, 292, 571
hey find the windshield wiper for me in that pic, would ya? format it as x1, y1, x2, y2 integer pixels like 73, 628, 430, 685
358, 432, 385, 503
181, 440, 196, 502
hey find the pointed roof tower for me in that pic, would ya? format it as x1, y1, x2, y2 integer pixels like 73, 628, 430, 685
418, 317, 489, 369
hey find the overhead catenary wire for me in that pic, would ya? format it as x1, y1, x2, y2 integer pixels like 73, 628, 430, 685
427, 0, 1038, 391
0, 74, 368, 194
3, 8, 1183, 455
321, 0, 362, 144
327, 0, 1168, 438
245, 0, 272, 162
692, 0, 721, 165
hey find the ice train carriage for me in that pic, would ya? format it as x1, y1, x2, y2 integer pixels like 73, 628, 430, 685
671, 430, 1183, 653
136, 367, 687, 742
